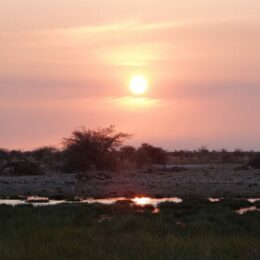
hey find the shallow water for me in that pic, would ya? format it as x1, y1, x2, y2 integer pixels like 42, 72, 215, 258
208, 198, 222, 202
247, 198, 260, 203
0, 198, 66, 207
165, 163, 211, 169
236, 206, 260, 215
0, 197, 259, 215
0, 196, 182, 207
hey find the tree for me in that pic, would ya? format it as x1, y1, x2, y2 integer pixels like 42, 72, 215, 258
248, 153, 260, 169
9, 150, 24, 160
31, 146, 62, 169
0, 148, 9, 161
31, 146, 57, 161
136, 143, 167, 168
120, 146, 136, 161
62, 126, 130, 171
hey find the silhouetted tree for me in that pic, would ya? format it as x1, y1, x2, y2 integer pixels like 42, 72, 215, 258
1, 160, 43, 175
31, 146, 56, 160
198, 146, 209, 155
220, 149, 233, 163
9, 150, 24, 160
248, 153, 260, 169
120, 146, 136, 161
136, 143, 167, 168
62, 126, 130, 171
31, 146, 62, 169
0, 148, 9, 161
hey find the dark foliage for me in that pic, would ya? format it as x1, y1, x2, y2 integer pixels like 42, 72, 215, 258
0, 148, 9, 161
1, 126, 260, 173
120, 146, 136, 161
169, 148, 255, 164
31, 146, 58, 161
136, 143, 167, 167
62, 126, 130, 172
248, 154, 260, 169
1, 160, 43, 175
31, 146, 62, 170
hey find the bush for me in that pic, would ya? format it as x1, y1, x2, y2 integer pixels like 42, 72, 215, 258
120, 146, 136, 161
1, 160, 43, 175
31, 146, 62, 170
0, 148, 9, 161
248, 155, 260, 169
136, 143, 168, 168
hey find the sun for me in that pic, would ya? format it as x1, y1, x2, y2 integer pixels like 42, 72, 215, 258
129, 76, 148, 95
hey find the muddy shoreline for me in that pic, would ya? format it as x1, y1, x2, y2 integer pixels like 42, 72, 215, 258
0, 164, 259, 199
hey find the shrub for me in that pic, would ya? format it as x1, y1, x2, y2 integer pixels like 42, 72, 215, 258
1, 160, 43, 175
0, 148, 9, 161
248, 155, 260, 169
136, 143, 168, 168
9, 150, 25, 160
31, 146, 62, 170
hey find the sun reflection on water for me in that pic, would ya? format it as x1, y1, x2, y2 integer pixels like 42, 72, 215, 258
133, 197, 152, 205
132, 197, 182, 207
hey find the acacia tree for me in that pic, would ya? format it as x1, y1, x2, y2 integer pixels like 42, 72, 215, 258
62, 126, 130, 171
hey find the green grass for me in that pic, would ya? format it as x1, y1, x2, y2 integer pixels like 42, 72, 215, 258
0, 200, 259, 260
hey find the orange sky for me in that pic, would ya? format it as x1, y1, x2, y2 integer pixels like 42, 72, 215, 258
0, 0, 260, 150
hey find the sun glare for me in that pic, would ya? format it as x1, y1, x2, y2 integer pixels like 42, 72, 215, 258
129, 76, 148, 95
132, 197, 152, 206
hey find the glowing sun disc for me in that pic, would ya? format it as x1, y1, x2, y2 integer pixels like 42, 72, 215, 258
129, 76, 148, 95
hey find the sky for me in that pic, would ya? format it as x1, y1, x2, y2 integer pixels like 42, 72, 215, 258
0, 0, 260, 150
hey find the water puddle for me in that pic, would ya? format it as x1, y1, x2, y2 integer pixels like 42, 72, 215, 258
0, 196, 182, 208
208, 197, 260, 203
247, 198, 260, 203
236, 206, 260, 215
0, 199, 26, 206
0, 198, 66, 207
0, 197, 259, 215
132, 197, 182, 206
208, 198, 222, 202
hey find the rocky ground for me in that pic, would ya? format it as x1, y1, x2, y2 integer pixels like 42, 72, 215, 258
0, 164, 259, 198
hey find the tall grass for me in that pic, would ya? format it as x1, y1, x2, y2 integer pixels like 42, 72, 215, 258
0, 200, 259, 259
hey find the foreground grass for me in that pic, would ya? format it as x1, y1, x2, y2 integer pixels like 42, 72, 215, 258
0, 199, 259, 260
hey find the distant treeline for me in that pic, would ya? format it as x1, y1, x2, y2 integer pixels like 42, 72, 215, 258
169, 148, 260, 164
0, 126, 260, 175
